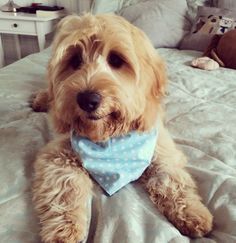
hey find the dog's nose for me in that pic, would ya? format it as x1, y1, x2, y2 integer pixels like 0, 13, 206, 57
76, 91, 102, 112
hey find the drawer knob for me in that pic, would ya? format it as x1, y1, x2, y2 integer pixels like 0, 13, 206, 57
13, 23, 18, 28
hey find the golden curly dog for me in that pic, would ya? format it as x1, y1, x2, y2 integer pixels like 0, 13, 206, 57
31, 13, 213, 242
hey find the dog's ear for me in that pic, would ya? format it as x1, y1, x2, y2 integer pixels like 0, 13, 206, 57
130, 26, 167, 131
131, 26, 167, 100
139, 52, 167, 131
46, 15, 86, 134
47, 61, 72, 134
149, 53, 167, 100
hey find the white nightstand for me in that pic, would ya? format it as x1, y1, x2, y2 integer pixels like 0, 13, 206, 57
0, 11, 63, 68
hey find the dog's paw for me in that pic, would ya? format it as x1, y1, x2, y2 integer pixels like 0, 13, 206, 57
172, 201, 213, 238
29, 89, 49, 112
41, 222, 87, 243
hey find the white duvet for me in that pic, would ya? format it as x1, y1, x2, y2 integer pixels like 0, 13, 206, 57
0, 48, 235, 243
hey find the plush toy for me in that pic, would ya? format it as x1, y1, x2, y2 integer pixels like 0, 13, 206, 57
191, 56, 219, 70
191, 29, 236, 70
217, 17, 234, 34
192, 15, 221, 35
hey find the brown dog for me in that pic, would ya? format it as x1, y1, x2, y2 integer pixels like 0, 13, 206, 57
31, 14, 213, 243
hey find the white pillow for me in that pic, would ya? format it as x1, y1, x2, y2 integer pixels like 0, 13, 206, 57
91, 0, 121, 13
91, 0, 147, 14
119, 0, 190, 48
186, 0, 212, 23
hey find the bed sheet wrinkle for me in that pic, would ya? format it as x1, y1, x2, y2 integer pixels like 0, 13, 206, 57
177, 140, 233, 166
211, 232, 236, 243
168, 81, 210, 101
0, 193, 22, 206
209, 89, 236, 105
174, 130, 236, 169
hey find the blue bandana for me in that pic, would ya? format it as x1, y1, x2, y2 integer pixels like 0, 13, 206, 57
71, 128, 158, 196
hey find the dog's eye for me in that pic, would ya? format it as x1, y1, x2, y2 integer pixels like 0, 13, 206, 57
69, 53, 83, 70
108, 52, 124, 69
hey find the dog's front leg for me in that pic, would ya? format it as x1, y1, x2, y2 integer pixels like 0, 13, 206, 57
143, 121, 213, 238
32, 136, 93, 243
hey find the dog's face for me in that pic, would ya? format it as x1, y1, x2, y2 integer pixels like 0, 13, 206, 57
48, 14, 166, 142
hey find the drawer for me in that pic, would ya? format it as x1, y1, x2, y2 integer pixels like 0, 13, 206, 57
0, 19, 36, 35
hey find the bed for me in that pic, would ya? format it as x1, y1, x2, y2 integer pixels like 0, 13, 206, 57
0, 45, 235, 243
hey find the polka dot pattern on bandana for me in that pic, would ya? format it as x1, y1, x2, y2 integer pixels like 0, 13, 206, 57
71, 128, 158, 196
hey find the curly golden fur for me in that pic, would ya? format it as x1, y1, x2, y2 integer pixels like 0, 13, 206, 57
32, 13, 213, 242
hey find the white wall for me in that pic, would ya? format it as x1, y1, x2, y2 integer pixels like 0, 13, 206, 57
1, 0, 92, 66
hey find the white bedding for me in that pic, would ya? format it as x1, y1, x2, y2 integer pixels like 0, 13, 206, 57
0, 47, 235, 243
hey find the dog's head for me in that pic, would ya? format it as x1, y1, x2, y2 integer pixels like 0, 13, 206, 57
48, 13, 167, 142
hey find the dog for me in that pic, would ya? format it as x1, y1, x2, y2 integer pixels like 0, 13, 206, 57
31, 13, 213, 243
